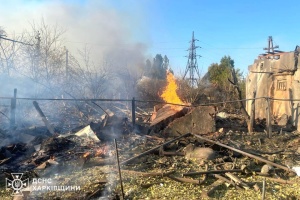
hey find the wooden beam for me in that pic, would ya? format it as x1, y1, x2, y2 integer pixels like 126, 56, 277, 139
192, 133, 292, 172
33, 101, 55, 135
121, 133, 191, 165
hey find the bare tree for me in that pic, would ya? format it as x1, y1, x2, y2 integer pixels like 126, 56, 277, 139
0, 28, 25, 76
20, 19, 66, 91
66, 47, 112, 99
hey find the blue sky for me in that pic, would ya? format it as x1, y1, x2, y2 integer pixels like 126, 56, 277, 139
140, 0, 300, 76
1, 0, 300, 77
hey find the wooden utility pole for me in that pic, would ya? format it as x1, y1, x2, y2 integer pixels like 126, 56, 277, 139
65, 48, 69, 80
10, 88, 17, 129
132, 97, 136, 127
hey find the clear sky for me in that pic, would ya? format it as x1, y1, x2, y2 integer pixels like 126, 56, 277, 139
1, 0, 300, 77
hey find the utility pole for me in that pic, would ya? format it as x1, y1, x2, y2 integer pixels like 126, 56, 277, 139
263, 36, 279, 54
65, 47, 69, 80
35, 31, 41, 55
31, 31, 41, 97
33, 31, 41, 81
183, 31, 201, 88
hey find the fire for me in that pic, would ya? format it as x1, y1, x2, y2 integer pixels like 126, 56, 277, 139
161, 71, 184, 104
83, 151, 91, 158
95, 146, 109, 157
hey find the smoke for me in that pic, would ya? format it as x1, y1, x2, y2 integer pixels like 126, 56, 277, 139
0, 1, 150, 128
0, 0, 148, 95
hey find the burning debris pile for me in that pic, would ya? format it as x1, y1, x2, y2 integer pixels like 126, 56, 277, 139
0, 73, 299, 199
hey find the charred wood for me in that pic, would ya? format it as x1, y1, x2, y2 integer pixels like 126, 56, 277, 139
33, 101, 55, 135
121, 133, 191, 165
192, 133, 293, 172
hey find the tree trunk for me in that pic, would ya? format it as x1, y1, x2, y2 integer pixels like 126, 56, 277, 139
228, 68, 252, 132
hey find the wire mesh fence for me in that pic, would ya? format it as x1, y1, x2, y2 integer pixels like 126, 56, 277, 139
0, 88, 299, 135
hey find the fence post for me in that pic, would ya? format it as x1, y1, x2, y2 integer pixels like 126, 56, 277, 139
249, 91, 256, 133
132, 97, 136, 127
10, 88, 17, 129
266, 97, 272, 138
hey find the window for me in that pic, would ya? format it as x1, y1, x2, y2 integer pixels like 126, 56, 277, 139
260, 62, 264, 70
277, 80, 287, 91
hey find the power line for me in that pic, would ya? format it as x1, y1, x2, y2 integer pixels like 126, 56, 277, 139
0, 35, 33, 46
64, 39, 263, 50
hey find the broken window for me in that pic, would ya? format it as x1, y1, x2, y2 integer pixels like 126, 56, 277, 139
277, 80, 287, 91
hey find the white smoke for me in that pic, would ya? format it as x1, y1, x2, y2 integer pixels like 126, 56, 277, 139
0, 0, 149, 97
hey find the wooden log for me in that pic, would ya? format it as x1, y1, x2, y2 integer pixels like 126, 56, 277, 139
225, 172, 250, 189
263, 177, 295, 184
0, 157, 11, 165
213, 174, 243, 190
192, 133, 293, 172
136, 107, 151, 116
33, 101, 55, 135
183, 169, 243, 176
150, 104, 188, 127
167, 175, 201, 184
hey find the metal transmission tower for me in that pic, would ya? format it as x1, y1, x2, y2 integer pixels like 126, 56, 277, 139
183, 31, 201, 88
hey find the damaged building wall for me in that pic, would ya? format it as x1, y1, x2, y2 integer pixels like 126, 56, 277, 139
246, 48, 300, 130
291, 69, 300, 130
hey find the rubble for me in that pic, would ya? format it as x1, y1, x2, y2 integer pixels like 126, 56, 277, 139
163, 106, 216, 137
0, 100, 299, 199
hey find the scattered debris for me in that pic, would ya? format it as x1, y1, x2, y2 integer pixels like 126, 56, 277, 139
0, 100, 299, 199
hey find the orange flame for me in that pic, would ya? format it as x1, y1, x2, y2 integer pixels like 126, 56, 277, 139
95, 146, 109, 157
161, 72, 184, 104
83, 151, 91, 158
